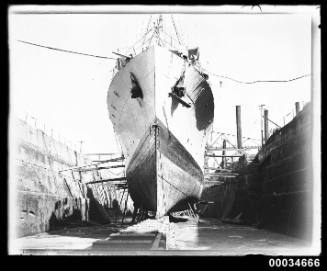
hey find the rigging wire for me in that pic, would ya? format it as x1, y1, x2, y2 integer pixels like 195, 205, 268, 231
16, 40, 311, 85
145, 15, 153, 33
155, 34, 180, 51
170, 15, 183, 46
161, 30, 183, 49
147, 28, 156, 48
126, 25, 154, 51
213, 131, 260, 142
117, 26, 154, 53
205, 70, 311, 84
17, 39, 117, 60
141, 15, 153, 47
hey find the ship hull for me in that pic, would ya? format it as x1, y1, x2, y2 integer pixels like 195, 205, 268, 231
107, 46, 214, 217
126, 118, 204, 217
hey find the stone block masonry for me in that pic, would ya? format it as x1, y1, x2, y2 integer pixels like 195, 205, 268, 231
12, 118, 132, 237
13, 118, 90, 236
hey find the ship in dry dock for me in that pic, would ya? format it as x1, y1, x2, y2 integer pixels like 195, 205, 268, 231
107, 15, 214, 217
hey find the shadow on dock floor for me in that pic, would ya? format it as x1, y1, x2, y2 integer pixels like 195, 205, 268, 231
13, 218, 311, 255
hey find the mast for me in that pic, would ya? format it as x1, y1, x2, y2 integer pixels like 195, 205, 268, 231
142, 14, 185, 53
152, 15, 164, 46
114, 14, 189, 70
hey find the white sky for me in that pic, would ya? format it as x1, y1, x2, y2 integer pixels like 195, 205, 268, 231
9, 10, 312, 153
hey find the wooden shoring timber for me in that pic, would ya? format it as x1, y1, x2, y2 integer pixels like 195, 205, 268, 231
203, 167, 232, 172
121, 192, 130, 225
84, 152, 117, 156
59, 160, 125, 173
97, 164, 124, 169
87, 182, 127, 187
59, 163, 96, 173
73, 164, 125, 172
206, 146, 259, 151
91, 156, 125, 163
85, 177, 127, 185
220, 134, 238, 150
104, 184, 127, 190
207, 131, 223, 146
115, 186, 128, 190
205, 172, 239, 177
151, 233, 163, 250
205, 154, 244, 158
119, 187, 127, 207
203, 180, 225, 184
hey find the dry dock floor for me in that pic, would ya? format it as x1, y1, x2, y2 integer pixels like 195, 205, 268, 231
13, 218, 310, 255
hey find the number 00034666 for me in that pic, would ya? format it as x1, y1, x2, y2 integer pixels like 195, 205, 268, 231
268, 258, 320, 268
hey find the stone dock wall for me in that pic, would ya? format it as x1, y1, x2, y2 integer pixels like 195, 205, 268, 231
12, 118, 133, 237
